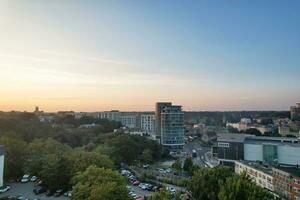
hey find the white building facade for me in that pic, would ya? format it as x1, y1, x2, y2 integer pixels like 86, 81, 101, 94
235, 161, 274, 192
141, 114, 155, 137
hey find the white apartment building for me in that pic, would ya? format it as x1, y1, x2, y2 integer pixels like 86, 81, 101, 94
100, 110, 121, 122
235, 161, 274, 191
141, 114, 155, 135
121, 114, 137, 129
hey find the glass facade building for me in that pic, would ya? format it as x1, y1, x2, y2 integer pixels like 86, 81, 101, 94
160, 105, 184, 148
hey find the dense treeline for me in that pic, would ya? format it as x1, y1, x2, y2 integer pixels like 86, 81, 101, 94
184, 111, 290, 125
0, 113, 274, 200
0, 113, 165, 196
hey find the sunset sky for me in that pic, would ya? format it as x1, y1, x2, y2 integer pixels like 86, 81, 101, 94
0, 0, 300, 112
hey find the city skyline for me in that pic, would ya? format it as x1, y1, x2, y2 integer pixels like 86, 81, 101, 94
1, 1, 300, 112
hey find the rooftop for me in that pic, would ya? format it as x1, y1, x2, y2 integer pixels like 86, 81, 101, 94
217, 133, 254, 143
217, 133, 300, 146
274, 166, 300, 177
236, 160, 273, 175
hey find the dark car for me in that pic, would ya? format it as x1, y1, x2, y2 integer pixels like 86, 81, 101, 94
54, 189, 64, 197
45, 190, 54, 196
33, 186, 47, 195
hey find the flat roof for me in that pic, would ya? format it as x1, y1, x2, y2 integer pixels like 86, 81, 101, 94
217, 133, 300, 146
217, 133, 254, 143
274, 166, 300, 177
236, 160, 273, 175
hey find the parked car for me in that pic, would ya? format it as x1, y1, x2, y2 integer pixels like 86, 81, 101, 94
132, 180, 140, 186
17, 196, 28, 200
0, 185, 10, 193
20, 175, 30, 183
64, 190, 73, 197
45, 190, 54, 196
33, 186, 47, 195
30, 176, 38, 182
54, 189, 64, 197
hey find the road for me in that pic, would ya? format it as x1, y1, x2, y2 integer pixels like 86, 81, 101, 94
183, 140, 211, 167
0, 182, 68, 200
129, 185, 151, 197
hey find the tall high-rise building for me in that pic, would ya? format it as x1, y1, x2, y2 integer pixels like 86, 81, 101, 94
155, 102, 172, 142
291, 103, 300, 121
0, 146, 4, 187
155, 102, 184, 149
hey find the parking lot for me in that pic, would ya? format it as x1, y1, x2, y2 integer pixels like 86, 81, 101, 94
0, 182, 68, 200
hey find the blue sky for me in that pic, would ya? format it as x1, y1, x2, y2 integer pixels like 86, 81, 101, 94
0, 0, 299, 111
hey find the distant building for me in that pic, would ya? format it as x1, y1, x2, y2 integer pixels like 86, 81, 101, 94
57, 111, 75, 117
159, 103, 184, 149
100, 110, 121, 122
33, 106, 43, 115
235, 161, 274, 192
121, 114, 138, 129
140, 114, 155, 138
0, 146, 4, 187
213, 133, 300, 166
291, 103, 300, 121
273, 166, 300, 200
78, 123, 101, 129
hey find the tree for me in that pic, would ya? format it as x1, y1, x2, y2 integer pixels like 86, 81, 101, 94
41, 153, 72, 190
71, 166, 131, 200
218, 173, 273, 200
26, 138, 72, 176
188, 167, 233, 200
140, 149, 153, 164
26, 138, 73, 189
172, 159, 182, 172
183, 157, 193, 174
71, 150, 114, 174
0, 132, 28, 181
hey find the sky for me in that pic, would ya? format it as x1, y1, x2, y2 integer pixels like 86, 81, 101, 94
0, 0, 299, 112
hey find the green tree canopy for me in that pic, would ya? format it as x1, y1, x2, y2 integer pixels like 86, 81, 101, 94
183, 157, 193, 174
71, 166, 131, 200
71, 150, 114, 174
0, 132, 28, 181
188, 167, 233, 200
218, 173, 274, 200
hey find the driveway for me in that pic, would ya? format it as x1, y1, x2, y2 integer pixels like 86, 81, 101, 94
0, 182, 68, 200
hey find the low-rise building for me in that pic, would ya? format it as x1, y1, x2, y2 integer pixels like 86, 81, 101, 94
273, 167, 300, 200
213, 133, 300, 166
235, 161, 274, 191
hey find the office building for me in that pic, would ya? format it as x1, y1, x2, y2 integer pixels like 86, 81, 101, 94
159, 103, 184, 149
0, 146, 4, 187
213, 133, 300, 166
155, 102, 172, 141
291, 103, 300, 121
